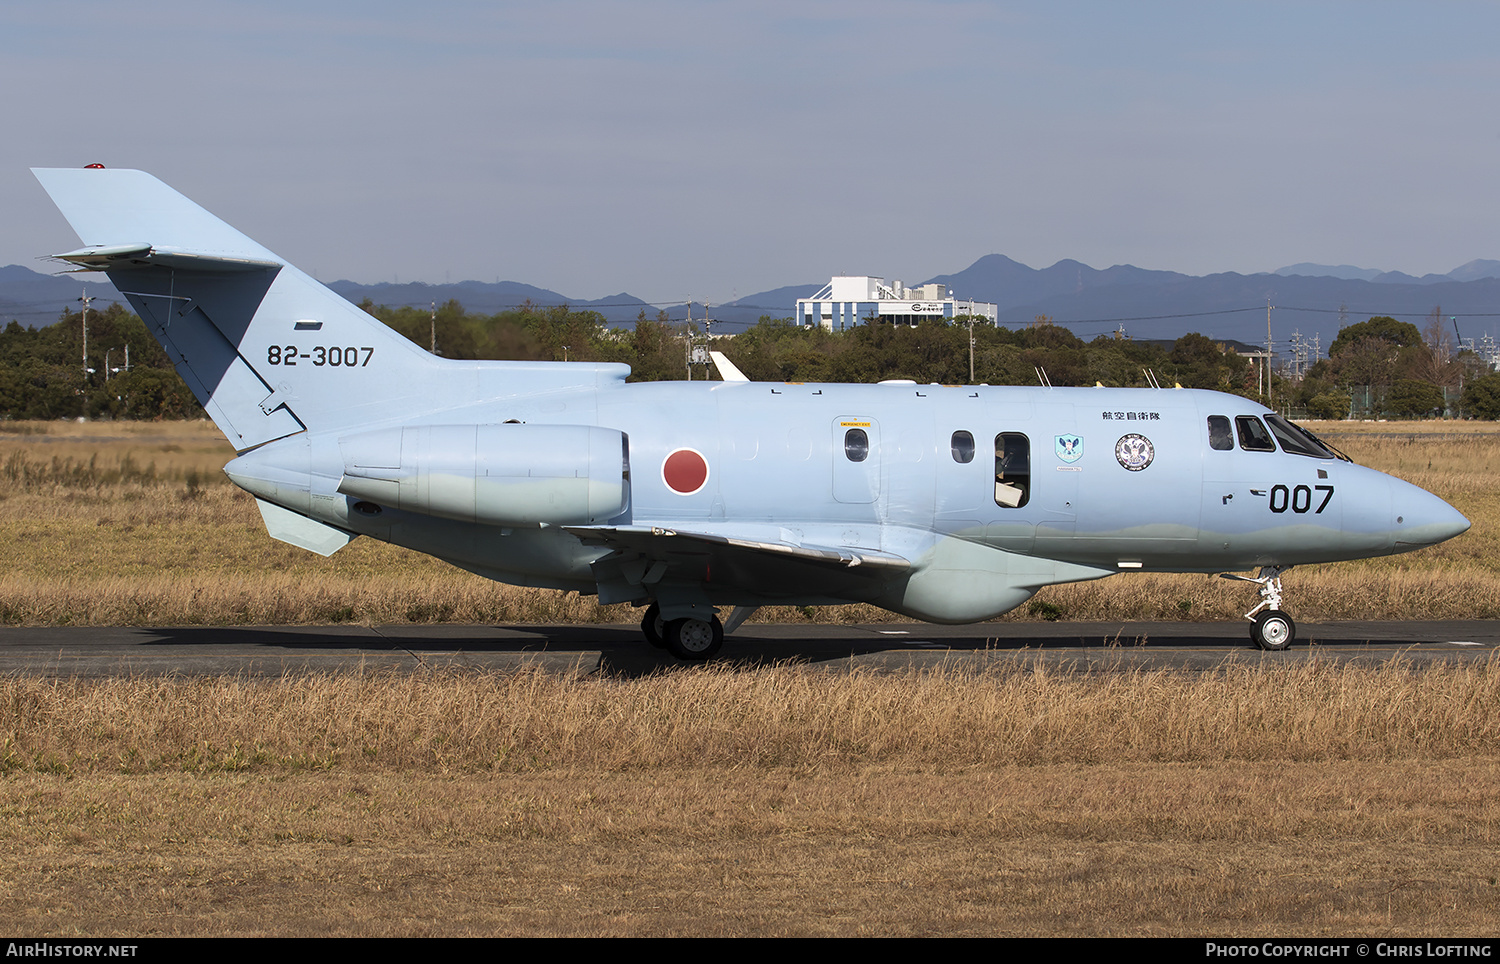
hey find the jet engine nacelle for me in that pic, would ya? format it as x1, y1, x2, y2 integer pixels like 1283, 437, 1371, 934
337, 423, 629, 526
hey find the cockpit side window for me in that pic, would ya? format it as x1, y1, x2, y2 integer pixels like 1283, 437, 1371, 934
1264, 415, 1335, 459
994, 433, 1030, 508
1207, 415, 1233, 451
1235, 415, 1277, 452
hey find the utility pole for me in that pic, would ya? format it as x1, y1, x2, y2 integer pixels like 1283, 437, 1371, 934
79, 287, 94, 384
1265, 298, 1274, 406
1288, 330, 1315, 382
77, 286, 95, 420
429, 301, 437, 355
961, 304, 978, 384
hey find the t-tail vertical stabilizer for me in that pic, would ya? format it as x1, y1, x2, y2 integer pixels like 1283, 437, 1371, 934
33, 167, 441, 450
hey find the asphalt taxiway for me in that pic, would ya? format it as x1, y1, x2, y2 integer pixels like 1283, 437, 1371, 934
0, 620, 1495, 677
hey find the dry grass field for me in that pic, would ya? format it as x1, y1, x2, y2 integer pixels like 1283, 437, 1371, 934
1, 417, 1498, 936
2, 662, 1498, 936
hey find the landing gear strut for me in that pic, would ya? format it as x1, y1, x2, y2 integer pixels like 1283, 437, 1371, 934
1220, 565, 1297, 651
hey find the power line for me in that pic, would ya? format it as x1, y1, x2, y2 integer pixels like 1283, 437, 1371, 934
16, 290, 1500, 333
1276, 305, 1500, 318
1040, 307, 1268, 329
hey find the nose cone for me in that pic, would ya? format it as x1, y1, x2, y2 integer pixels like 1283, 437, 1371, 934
1391, 477, 1470, 552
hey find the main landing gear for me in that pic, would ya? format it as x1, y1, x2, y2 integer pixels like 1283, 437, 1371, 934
1220, 565, 1296, 651
639, 603, 724, 661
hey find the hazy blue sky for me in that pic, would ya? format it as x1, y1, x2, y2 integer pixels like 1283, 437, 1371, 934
5, 1, 1498, 303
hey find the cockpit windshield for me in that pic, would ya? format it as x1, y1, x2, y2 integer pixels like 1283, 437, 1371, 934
1265, 415, 1350, 462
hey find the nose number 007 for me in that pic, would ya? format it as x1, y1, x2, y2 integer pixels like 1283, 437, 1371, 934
1268, 484, 1334, 514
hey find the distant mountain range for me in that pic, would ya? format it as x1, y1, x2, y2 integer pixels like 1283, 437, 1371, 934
1272, 259, 1500, 284
0, 264, 133, 329
924, 256, 1500, 344
7, 256, 1500, 348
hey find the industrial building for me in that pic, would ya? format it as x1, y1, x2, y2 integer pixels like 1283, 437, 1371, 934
796, 275, 998, 330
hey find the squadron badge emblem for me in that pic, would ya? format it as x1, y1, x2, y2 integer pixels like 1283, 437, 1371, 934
1055, 434, 1083, 463
1114, 433, 1154, 472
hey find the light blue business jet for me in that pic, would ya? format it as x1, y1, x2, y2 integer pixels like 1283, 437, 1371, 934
33, 167, 1470, 659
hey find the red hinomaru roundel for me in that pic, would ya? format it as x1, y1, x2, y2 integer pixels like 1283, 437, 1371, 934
662, 448, 709, 495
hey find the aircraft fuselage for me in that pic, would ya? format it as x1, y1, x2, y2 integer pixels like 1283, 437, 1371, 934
225, 376, 1465, 624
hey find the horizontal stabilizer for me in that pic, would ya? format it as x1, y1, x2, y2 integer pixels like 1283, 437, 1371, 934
51, 243, 281, 273
32, 167, 283, 265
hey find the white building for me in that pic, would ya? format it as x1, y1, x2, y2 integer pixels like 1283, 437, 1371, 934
796, 275, 998, 331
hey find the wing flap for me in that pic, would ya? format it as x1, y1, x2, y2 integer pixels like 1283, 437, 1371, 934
566, 525, 909, 605
567, 525, 910, 571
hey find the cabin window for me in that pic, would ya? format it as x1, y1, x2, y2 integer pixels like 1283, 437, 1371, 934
950, 430, 975, 463
994, 433, 1030, 508
1235, 415, 1276, 452
1264, 415, 1335, 459
1207, 416, 1233, 451
844, 428, 869, 462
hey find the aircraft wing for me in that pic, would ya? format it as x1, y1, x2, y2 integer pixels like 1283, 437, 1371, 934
565, 524, 911, 605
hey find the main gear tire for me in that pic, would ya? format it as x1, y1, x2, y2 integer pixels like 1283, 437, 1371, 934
640, 603, 666, 649
665, 615, 724, 661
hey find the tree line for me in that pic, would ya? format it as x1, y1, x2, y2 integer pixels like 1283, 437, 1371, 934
1296, 310, 1499, 418
2, 297, 1495, 421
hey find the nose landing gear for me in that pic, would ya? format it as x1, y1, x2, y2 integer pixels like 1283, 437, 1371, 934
1220, 565, 1296, 651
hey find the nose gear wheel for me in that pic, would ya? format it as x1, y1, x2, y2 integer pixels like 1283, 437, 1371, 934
1250, 609, 1296, 651
1219, 565, 1297, 651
